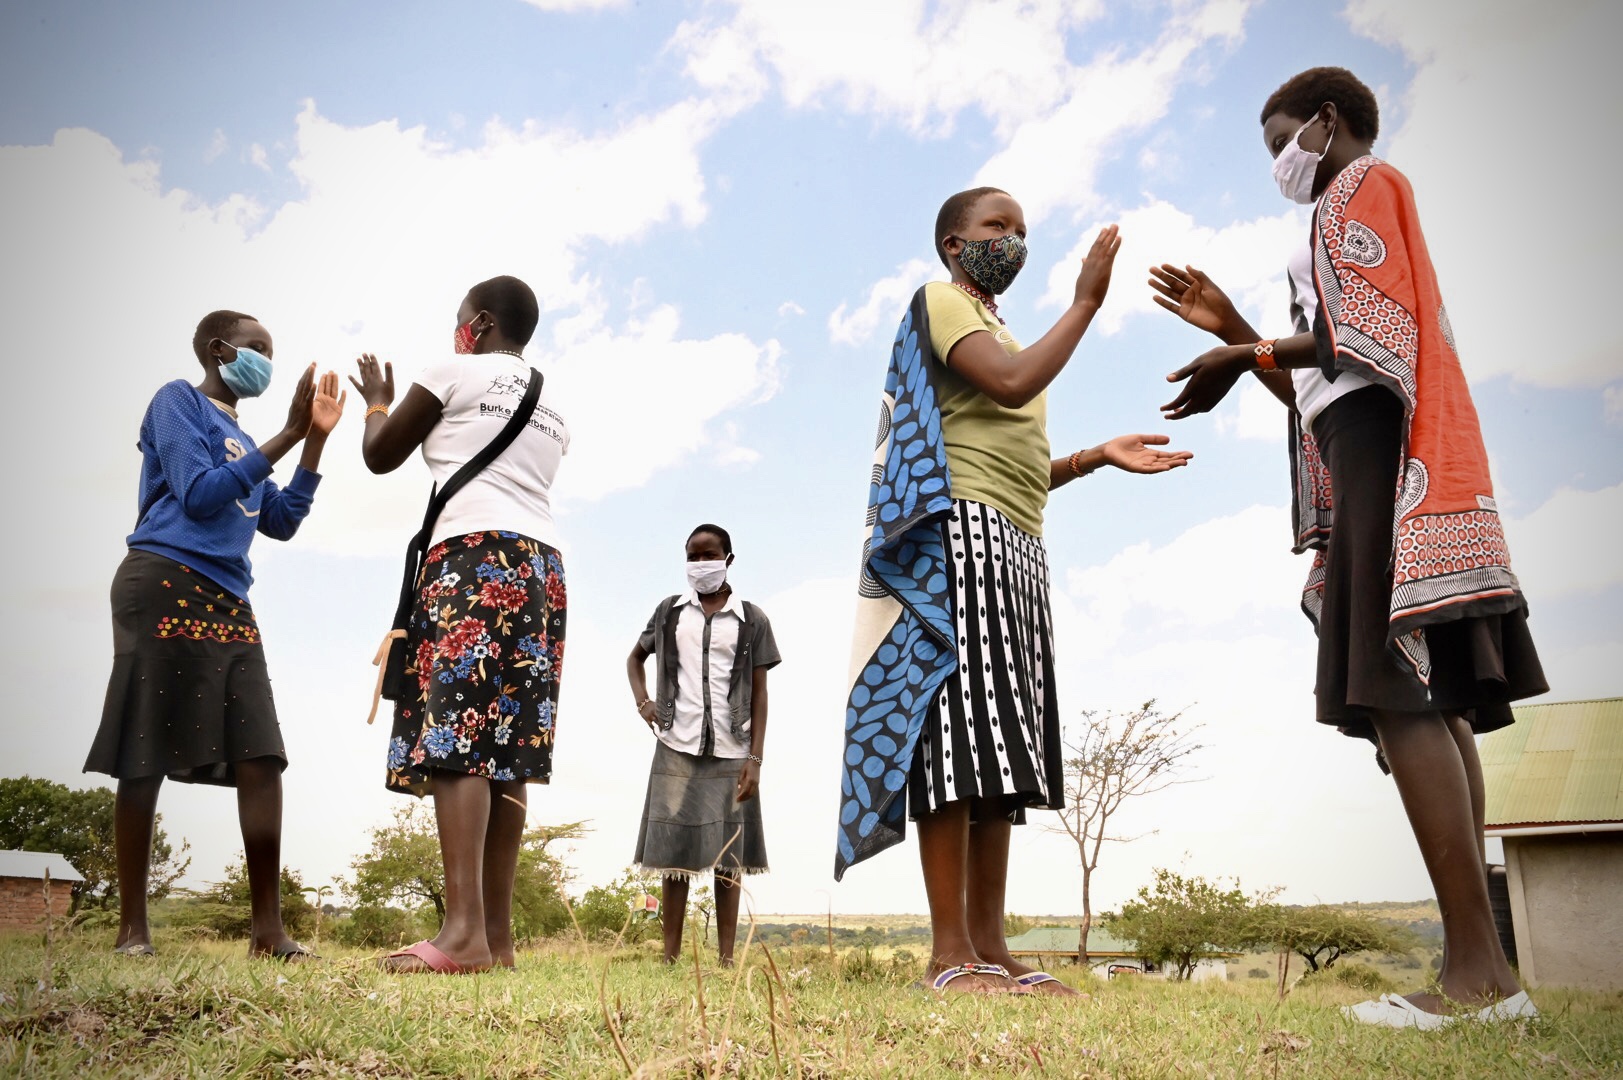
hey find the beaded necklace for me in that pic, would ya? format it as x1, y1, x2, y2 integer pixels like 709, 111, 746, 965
951, 280, 1003, 324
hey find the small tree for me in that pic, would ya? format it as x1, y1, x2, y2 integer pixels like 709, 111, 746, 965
1044, 702, 1202, 962
1104, 868, 1265, 980
350, 803, 447, 922
574, 869, 660, 943
348, 803, 585, 939
1251, 904, 1418, 996
0, 776, 190, 911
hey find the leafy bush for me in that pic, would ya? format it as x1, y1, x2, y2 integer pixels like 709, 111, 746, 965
839, 946, 888, 984
1247, 967, 1270, 979
1301, 963, 1395, 994
573, 870, 658, 943
331, 904, 421, 949
168, 902, 252, 939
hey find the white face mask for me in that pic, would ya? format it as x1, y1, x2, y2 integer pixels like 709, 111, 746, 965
1272, 115, 1334, 205
686, 559, 729, 595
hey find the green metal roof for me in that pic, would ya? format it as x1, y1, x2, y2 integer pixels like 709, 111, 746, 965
1481, 698, 1623, 828
1005, 925, 1140, 955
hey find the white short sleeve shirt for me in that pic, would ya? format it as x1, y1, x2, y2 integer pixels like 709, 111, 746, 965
414, 354, 569, 548
660, 590, 751, 759
1289, 240, 1372, 432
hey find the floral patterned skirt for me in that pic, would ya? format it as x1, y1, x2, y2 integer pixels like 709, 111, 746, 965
85, 549, 285, 787
385, 531, 566, 796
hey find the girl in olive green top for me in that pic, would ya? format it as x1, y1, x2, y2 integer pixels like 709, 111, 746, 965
907, 187, 1192, 996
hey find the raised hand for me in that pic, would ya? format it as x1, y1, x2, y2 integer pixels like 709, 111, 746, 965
1148, 264, 1245, 340
1074, 224, 1122, 310
1162, 344, 1252, 420
309, 370, 347, 437
348, 353, 395, 409
282, 363, 317, 438
1101, 433, 1194, 474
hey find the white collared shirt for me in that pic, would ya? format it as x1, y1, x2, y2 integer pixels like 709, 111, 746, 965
661, 588, 750, 759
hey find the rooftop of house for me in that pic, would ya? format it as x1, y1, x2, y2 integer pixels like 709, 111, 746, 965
1482, 697, 1623, 834
0, 849, 85, 884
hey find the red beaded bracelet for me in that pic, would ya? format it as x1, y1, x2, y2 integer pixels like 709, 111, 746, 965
1254, 339, 1278, 370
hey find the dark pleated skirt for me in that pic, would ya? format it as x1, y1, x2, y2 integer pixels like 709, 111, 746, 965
385, 532, 566, 796
908, 499, 1063, 823
84, 550, 285, 786
1312, 386, 1547, 742
634, 740, 767, 880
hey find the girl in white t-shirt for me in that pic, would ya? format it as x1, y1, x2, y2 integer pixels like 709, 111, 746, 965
350, 275, 570, 975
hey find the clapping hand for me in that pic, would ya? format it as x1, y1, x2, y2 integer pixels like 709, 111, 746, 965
309, 370, 347, 437
282, 363, 318, 438
349, 353, 395, 409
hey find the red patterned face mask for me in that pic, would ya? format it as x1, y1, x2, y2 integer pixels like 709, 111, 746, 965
453, 319, 479, 355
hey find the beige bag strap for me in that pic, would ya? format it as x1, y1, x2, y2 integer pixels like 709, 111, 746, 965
367, 629, 408, 725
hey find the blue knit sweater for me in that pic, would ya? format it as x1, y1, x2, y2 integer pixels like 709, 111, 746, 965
126, 380, 321, 599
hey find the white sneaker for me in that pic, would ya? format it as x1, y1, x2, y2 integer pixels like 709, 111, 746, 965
1342, 993, 1450, 1030
1470, 990, 1539, 1024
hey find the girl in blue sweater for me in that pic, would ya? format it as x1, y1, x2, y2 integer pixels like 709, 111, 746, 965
85, 309, 345, 959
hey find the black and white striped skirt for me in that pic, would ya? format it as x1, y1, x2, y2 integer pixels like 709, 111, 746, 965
908, 500, 1063, 822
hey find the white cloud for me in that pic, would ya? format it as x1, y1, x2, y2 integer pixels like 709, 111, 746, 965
827, 257, 933, 347
1501, 481, 1623, 601
203, 128, 228, 163
776, 300, 805, 317
247, 142, 270, 171
671, 0, 1106, 138
1605, 385, 1623, 426
975, 0, 1252, 226
1039, 198, 1305, 332
1213, 380, 1287, 442
0, 100, 779, 560
1344, 0, 1623, 388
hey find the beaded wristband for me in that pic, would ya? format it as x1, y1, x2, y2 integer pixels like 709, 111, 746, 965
1068, 449, 1087, 477
746, 753, 764, 766
364, 404, 391, 420
1253, 339, 1278, 370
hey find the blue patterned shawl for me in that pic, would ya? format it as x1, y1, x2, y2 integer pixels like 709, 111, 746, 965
834, 286, 957, 880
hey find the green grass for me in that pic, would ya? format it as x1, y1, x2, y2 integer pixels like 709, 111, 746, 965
2, 927, 1620, 1078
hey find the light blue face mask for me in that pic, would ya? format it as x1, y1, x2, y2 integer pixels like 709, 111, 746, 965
218, 344, 274, 398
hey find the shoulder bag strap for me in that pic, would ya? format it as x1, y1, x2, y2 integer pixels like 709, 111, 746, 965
389, 367, 544, 627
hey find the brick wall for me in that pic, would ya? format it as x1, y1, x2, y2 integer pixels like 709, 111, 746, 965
0, 876, 74, 930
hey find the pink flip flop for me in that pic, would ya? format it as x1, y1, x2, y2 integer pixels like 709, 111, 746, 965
380, 939, 484, 975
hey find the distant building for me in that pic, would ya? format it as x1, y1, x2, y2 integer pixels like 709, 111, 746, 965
1482, 697, 1623, 992
1005, 924, 1231, 982
0, 850, 84, 931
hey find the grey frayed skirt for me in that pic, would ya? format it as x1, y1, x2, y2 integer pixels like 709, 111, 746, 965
633, 739, 767, 881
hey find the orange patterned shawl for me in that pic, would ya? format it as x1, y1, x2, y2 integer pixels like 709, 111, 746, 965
1290, 157, 1526, 684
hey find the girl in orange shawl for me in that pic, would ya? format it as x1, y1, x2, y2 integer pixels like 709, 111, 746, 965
1149, 67, 1546, 1027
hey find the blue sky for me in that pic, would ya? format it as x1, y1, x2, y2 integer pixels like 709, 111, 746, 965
4, 0, 1619, 917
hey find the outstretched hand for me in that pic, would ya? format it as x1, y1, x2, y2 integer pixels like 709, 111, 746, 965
309, 371, 347, 436
1162, 345, 1251, 420
1101, 433, 1193, 474
1148, 264, 1244, 339
1073, 224, 1122, 310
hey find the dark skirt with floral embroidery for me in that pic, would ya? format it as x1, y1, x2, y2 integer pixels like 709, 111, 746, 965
85, 549, 285, 787
385, 531, 566, 796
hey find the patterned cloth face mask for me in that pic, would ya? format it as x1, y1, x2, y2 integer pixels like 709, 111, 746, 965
1273, 115, 1335, 205
453, 318, 480, 355
954, 233, 1028, 296
217, 344, 274, 398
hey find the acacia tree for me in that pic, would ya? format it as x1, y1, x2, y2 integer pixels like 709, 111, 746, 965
0, 776, 190, 911
1044, 701, 1202, 962
1250, 904, 1418, 997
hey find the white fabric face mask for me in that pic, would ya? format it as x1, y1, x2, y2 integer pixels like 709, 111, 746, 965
686, 559, 729, 595
1273, 115, 1334, 205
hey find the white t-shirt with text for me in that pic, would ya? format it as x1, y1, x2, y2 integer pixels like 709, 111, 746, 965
414, 354, 569, 548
